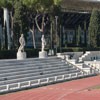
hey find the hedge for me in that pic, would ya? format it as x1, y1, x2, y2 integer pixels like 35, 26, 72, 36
0, 47, 100, 59
0, 49, 41, 59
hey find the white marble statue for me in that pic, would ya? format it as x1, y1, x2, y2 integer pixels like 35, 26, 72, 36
18, 34, 25, 52
41, 34, 46, 52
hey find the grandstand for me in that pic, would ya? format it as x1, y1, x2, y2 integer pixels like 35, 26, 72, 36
0, 51, 99, 93
0, 56, 89, 93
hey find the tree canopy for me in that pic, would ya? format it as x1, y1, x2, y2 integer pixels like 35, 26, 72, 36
88, 9, 100, 48
22, 0, 62, 13
0, 0, 14, 9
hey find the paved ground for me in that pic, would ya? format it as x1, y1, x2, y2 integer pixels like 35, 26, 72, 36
0, 75, 100, 100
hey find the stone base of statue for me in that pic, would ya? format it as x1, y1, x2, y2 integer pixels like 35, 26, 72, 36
17, 51, 26, 60
39, 51, 47, 58
48, 49, 54, 56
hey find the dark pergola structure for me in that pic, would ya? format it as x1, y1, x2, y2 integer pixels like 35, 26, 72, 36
57, 0, 100, 48
62, 12, 90, 29
61, 0, 100, 29
61, 0, 100, 12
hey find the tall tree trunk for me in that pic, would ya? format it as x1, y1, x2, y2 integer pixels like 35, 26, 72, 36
35, 14, 45, 50
35, 14, 45, 33
30, 24, 36, 49
0, 24, 2, 49
50, 22, 53, 50
10, 11, 14, 48
4, 8, 11, 50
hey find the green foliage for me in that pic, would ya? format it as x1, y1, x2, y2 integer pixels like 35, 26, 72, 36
0, 47, 100, 59
0, 49, 41, 59
0, 0, 14, 9
13, 0, 26, 48
0, 0, 62, 50
22, 0, 62, 49
0, 0, 8, 7
88, 9, 100, 48
14, 1, 23, 25
22, 0, 62, 13
54, 0, 62, 5
14, 1, 33, 35
0, 50, 16, 59
0, 0, 6, 7
58, 47, 83, 52
59, 47, 100, 52
26, 49, 40, 58
22, 0, 37, 6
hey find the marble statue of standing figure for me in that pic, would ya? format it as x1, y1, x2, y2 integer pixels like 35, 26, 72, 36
18, 34, 25, 52
41, 34, 46, 52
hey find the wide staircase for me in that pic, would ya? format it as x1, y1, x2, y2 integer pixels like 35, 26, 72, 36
0, 57, 87, 93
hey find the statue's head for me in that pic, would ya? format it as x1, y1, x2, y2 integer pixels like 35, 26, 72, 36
42, 34, 44, 38
21, 34, 24, 37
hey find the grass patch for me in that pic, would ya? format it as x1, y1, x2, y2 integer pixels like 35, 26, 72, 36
90, 85, 100, 90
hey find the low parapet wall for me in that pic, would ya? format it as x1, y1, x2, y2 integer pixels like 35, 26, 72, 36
84, 61, 100, 69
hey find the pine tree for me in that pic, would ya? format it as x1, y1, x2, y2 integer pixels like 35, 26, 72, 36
13, 0, 23, 48
14, 0, 23, 34
88, 9, 100, 48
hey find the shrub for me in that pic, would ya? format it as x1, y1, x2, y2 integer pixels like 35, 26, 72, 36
0, 49, 42, 59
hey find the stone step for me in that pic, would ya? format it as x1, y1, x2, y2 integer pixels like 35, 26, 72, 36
0, 67, 76, 79
0, 62, 67, 70
0, 68, 78, 81
0, 59, 62, 67
0, 63, 70, 73
0, 66, 74, 77
0, 70, 81, 85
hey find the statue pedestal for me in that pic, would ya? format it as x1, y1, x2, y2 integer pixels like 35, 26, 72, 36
48, 49, 54, 56
17, 51, 26, 60
39, 51, 47, 58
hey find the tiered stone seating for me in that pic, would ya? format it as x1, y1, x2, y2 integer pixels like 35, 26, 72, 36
0, 57, 85, 93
